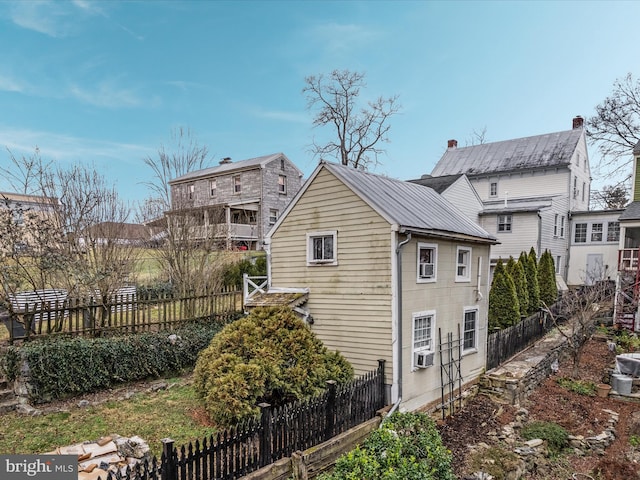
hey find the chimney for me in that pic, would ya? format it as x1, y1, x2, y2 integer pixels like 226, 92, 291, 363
447, 139, 458, 149
219, 157, 232, 165
572, 116, 584, 129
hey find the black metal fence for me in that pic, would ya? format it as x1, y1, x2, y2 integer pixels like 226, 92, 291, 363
1, 288, 242, 344
100, 360, 386, 480
486, 309, 559, 370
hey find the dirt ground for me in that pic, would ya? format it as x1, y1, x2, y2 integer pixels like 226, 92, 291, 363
438, 337, 640, 479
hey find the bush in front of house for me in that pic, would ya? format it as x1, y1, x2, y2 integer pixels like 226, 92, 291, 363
318, 411, 456, 480
193, 306, 354, 427
4, 321, 222, 403
489, 259, 520, 329
506, 256, 529, 318
221, 255, 267, 288
538, 249, 558, 307
522, 249, 540, 314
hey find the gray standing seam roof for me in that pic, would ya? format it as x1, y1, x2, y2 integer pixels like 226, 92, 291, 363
431, 129, 584, 177
323, 162, 495, 242
407, 174, 463, 194
170, 153, 291, 183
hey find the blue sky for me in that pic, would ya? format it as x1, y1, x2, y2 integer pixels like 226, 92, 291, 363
1, 0, 639, 207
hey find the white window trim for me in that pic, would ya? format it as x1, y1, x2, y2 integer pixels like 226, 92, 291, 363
412, 310, 436, 370
489, 181, 498, 197
306, 230, 338, 266
278, 175, 287, 195
233, 175, 242, 194
462, 306, 479, 355
209, 179, 217, 197
455, 246, 472, 282
416, 242, 437, 283
559, 215, 565, 238
553, 214, 558, 237
268, 209, 278, 225
497, 214, 512, 233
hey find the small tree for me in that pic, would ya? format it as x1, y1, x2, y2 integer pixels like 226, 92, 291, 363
193, 307, 354, 426
506, 256, 528, 318
538, 250, 558, 307
489, 259, 520, 329
522, 250, 540, 313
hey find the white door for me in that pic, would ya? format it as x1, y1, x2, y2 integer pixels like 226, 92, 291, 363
585, 254, 604, 285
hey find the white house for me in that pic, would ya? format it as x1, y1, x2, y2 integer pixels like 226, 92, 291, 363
430, 116, 591, 280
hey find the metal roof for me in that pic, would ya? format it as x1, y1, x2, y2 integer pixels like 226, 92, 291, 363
170, 153, 300, 183
323, 162, 496, 242
407, 174, 463, 194
431, 129, 584, 177
619, 201, 640, 221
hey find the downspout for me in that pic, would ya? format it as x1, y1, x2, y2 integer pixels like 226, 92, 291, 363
537, 212, 542, 256
384, 231, 412, 422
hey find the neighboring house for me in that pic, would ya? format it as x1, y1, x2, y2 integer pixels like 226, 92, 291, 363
262, 160, 497, 412
567, 209, 623, 286
430, 116, 591, 280
614, 140, 640, 332
168, 153, 304, 250
77, 222, 161, 248
0, 191, 59, 251
408, 173, 483, 223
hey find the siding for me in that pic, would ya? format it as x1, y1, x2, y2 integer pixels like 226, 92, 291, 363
400, 240, 490, 410
472, 169, 569, 202
480, 211, 540, 260
441, 178, 482, 223
270, 168, 393, 375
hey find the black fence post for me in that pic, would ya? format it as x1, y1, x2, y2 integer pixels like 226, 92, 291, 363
161, 438, 177, 480
259, 403, 272, 468
377, 359, 386, 406
325, 380, 337, 440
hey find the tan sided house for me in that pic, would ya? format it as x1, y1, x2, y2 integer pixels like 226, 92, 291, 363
262, 161, 497, 413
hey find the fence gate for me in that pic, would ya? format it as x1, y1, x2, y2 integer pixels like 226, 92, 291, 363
438, 325, 463, 420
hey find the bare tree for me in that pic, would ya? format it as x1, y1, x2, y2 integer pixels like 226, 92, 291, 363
0, 147, 52, 195
590, 183, 630, 210
142, 127, 212, 211
303, 69, 400, 170
466, 127, 488, 146
587, 73, 640, 179
544, 268, 613, 378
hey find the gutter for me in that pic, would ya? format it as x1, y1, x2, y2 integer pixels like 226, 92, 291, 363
383, 230, 411, 423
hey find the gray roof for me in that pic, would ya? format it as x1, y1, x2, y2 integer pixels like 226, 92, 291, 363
170, 153, 298, 183
431, 129, 584, 177
619, 201, 640, 221
634, 140, 640, 155
322, 162, 496, 242
407, 174, 463, 194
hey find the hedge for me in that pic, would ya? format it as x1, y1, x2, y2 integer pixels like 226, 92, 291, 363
2, 321, 224, 404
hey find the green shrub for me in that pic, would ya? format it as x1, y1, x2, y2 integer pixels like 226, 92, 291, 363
221, 255, 267, 288
137, 281, 175, 299
522, 249, 540, 314
556, 377, 596, 396
521, 421, 569, 455
319, 412, 456, 480
489, 259, 520, 329
193, 307, 353, 426
5, 321, 222, 403
538, 249, 558, 307
506, 256, 529, 318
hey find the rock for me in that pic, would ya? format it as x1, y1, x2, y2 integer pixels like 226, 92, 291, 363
15, 403, 41, 416
77, 400, 90, 408
524, 438, 544, 448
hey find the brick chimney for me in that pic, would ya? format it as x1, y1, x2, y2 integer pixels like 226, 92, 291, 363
219, 157, 232, 165
447, 139, 458, 149
572, 116, 584, 129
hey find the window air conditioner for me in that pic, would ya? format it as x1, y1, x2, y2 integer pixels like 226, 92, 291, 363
420, 264, 434, 278
414, 351, 435, 368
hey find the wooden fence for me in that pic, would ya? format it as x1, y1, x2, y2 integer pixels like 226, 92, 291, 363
1, 287, 243, 344
99, 360, 386, 480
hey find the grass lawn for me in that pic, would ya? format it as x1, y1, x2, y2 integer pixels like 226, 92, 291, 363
0, 376, 217, 458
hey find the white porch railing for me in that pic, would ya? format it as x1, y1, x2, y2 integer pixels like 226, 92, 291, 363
243, 274, 268, 304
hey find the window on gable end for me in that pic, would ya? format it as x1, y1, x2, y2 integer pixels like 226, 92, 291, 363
307, 231, 337, 266
278, 175, 287, 194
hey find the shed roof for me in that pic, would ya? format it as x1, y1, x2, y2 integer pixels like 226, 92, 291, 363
619, 201, 640, 221
406, 174, 463, 193
317, 162, 496, 243
431, 129, 584, 177
170, 153, 301, 183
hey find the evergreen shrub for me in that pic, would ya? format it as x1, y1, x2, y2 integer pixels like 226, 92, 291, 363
489, 259, 520, 329
318, 411, 456, 480
193, 306, 353, 426
538, 249, 558, 307
4, 321, 222, 403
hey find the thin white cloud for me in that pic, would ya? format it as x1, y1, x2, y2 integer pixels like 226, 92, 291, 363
309, 22, 378, 55
0, 74, 24, 93
69, 82, 144, 109
252, 108, 308, 124
9, 1, 75, 37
